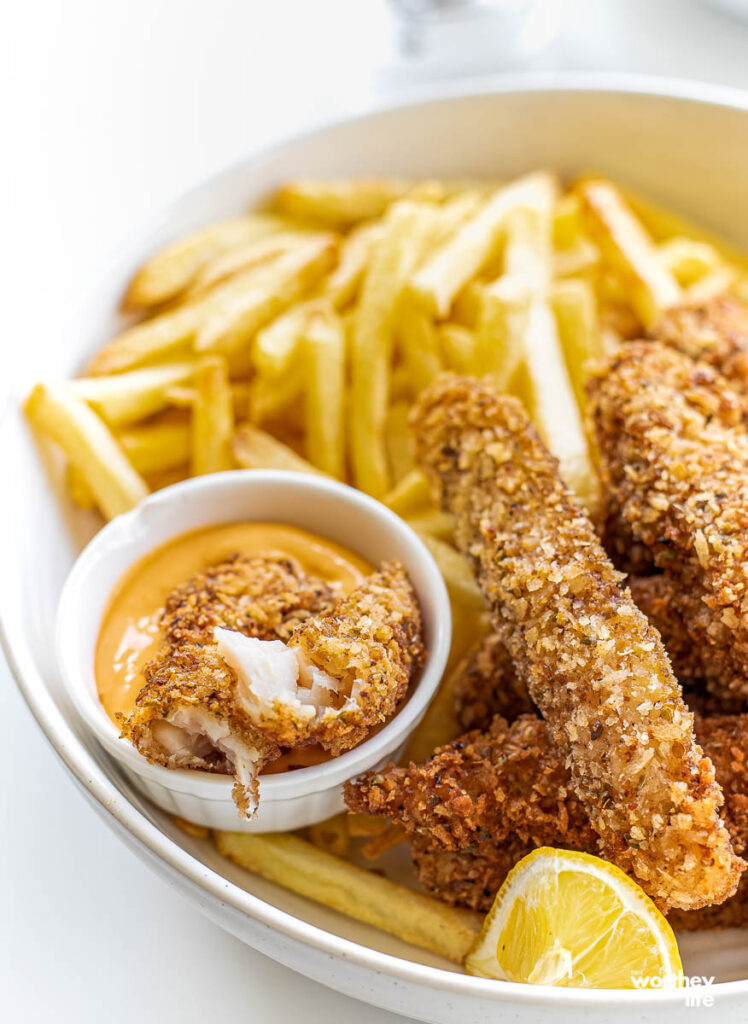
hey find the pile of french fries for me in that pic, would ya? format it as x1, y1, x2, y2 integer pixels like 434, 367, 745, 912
27, 172, 748, 965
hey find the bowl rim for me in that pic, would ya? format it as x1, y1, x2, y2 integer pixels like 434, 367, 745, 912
3, 71, 748, 1007
54, 468, 452, 803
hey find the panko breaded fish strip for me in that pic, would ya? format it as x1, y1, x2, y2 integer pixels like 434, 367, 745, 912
215, 562, 425, 755
452, 632, 535, 732
121, 554, 341, 816
649, 296, 748, 406
589, 342, 748, 699
410, 374, 742, 910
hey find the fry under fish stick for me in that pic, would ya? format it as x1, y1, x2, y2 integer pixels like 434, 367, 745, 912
215, 831, 481, 964
411, 374, 742, 911
589, 341, 748, 700
26, 382, 149, 519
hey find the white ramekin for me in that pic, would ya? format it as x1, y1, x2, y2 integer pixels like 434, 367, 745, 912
55, 470, 451, 832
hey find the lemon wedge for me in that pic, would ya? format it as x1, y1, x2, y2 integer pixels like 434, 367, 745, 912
464, 847, 683, 989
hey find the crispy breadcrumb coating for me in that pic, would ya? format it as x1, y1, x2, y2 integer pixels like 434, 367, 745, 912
627, 574, 704, 686
650, 297, 748, 403
122, 556, 424, 817
452, 633, 535, 732
589, 341, 748, 700
219, 563, 425, 754
411, 833, 533, 912
410, 373, 742, 910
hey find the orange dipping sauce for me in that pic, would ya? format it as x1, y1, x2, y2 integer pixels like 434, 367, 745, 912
95, 522, 373, 771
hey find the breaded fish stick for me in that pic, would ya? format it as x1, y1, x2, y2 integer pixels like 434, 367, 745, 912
451, 632, 535, 732
590, 342, 748, 699
411, 374, 742, 909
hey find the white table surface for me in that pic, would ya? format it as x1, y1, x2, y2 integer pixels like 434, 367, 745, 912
3, 2, 748, 1021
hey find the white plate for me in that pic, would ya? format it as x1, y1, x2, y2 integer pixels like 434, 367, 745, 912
3, 74, 748, 1023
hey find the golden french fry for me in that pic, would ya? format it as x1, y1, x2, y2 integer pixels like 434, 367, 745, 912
473, 275, 530, 387
302, 305, 346, 478
551, 277, 604, 419
118, 419, 191, 475
232, 423, 324, 475
349, 201, 438, 497
685, 266, 736, 303
656, 236, 727, 287
308, 814, 351, 859
405, 511, 455, 541
25, 382, 149, 519
70, 361, 195, 426
439, 323, 477, 374
249, 369, 304, 424
187, 231, 319, 296
361, 824, 408, 861
346, 814, 388, 839
408, 171, 558, 317
395, 294, 443, 394
579, 179, 681, 326
514, 303, 600, 513
145, 465, 190, 492
195, 235, 338, 356
191, 356, 234, 475
124, 214, 293, 308
416, 533, 486, 610
382, 468, 432, 517
552, 194, 584, 248
324, 221, 385, 308
163, 382, 253, 421
215, 831, 481, 964
553, 238, 600, 279
65, 462, 97, 510
450, 281, 484, 328
272, 179, 414, 227
384, 402, 416, 484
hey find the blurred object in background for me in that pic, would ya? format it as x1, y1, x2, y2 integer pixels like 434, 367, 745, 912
699, 0, 748, 22
386, 0, 559, 82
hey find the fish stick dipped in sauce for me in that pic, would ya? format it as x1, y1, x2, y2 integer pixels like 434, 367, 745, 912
410, 373, 743, 911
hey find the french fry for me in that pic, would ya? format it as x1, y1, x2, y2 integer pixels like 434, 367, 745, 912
324, 221, 384, 308
514, 303, 600, 512
553, 238, 600, 279
70, 361, 195, 426
249, 368, 303, 424
232, 423, 324, 475
416, 533, 486, 609
361, 824, 408, 861
302, 305, 346, 478
346, 814, 388, 839
25, 382, 148, 519
118, 419, 191, 475
349, 201, 438, 497
191, 356, 234, 475
450, 281, 484, 328
65, 462, 97, 510
272, 179, 414, 227
439, 323, 477, 374
579, 179, 681, 326
384, 402, 416, 484
552, 194, 584, 248
656, 236, 725, 287
395, 294, 443, 394
308, 814, 351, 859
215, 831, 481, 964
685, 266, 736, 303
408, 171, 558, 317
187, 230, 318, 296
124, 214, 293, 309
405, 511, 455, 541
473, 275, 530, 387
91, 237, 336, 376
382, 468, 432, 517
163, 382, 253, 421
551, 277, 604, 419
195, 235, 338, 357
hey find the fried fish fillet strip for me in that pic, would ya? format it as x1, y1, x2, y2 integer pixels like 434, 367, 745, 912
627, 574, 704, 686
120, 554, 341, 815
589, 342, 748, 699
411, 374, 742, 909
649, 297, 748, 404
216, 563, 425, 755
451, 632, 536, 732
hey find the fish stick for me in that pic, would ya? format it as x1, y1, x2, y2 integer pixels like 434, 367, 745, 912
590, 342, 748, 699
410, 373, 742, 910
451, 632, 535, 732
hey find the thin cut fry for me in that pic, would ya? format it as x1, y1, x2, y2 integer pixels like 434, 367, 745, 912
70, 361, 195, 426
187, 231, 317, 296
232, 423, 324, 475
272, 179, 414, 227
302, 305, 346, 478
405, 511, 455, 541
65, 462, 96, 510
118, 419, 191, 475
346, 814, 388, 839
25, 382, 148, 519
382, 468, 432, 517
215, 831, 481, 964
408, 171, 558, 317
361, 824, 408, 860
395, 294, 443, 394
473, 276, 530, 386
416, 533, 486, 609
191, 356, 234, 475
579, 179, 681, 326
551, 277, 604, 419
124, 214, 293, 308
439, 323, 477, 374
308, 815, 351, 859
656, 237, 725, 287
384, 401, 416, 483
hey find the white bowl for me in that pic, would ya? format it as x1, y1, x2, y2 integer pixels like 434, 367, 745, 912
3, 75, 748, 1023
55, 470, 451, 832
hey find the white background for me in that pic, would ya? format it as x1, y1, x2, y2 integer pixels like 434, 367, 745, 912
2, 2, 748, 1021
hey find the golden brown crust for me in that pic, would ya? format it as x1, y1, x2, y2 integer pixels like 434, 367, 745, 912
410, 373, 743, 910
589, 341, 748, 699
411, 833, 533, 912
452, 633, 535, 732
